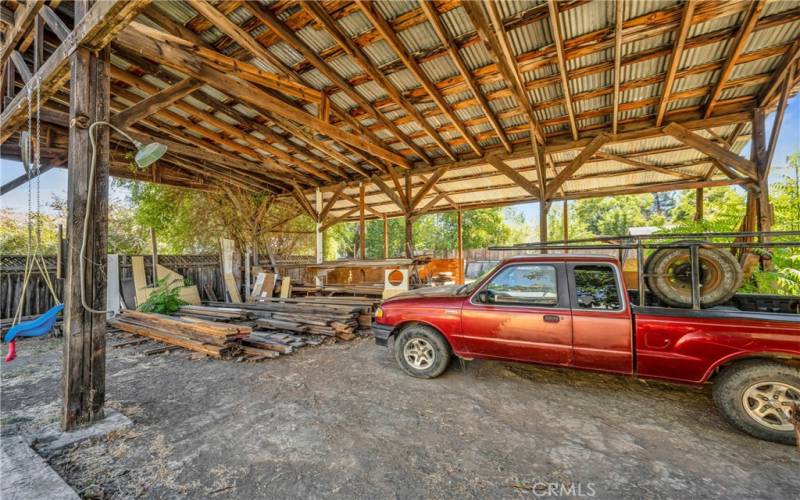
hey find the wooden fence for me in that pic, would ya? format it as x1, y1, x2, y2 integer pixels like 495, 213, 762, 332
1, 254, 223, 320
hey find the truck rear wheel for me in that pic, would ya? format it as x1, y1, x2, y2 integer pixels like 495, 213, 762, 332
394, 325, 451, 379
712, 360, 800, 445
645, 244, 742, 308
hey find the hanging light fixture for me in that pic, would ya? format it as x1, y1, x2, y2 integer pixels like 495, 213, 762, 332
90, 121, 167, 168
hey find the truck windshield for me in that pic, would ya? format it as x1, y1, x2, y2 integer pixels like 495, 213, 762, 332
458, 262, 501, 294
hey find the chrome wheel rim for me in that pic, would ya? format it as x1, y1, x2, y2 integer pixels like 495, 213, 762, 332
403, 338, 435, 370
742, 381, 800, 431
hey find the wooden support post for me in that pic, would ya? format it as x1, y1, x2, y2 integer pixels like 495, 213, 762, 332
383, 214, 389, 260
359, 182, 366, 260
539, 201, 549, 254
457, 208, 464, 285
405, 172, 414, 258
751, 107, 772, 270
694, 188, 704, 222
562, 200, 569, 242
62, 30, 110, 430
314, 188, 323, 265
149, 227, 158, 284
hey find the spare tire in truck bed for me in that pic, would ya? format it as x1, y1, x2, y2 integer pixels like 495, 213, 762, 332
645, 244, 743, 308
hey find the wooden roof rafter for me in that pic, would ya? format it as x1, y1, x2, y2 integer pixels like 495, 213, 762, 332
355, 0, 483, 157
546, 0, 579, 141
655, 0, 697, 127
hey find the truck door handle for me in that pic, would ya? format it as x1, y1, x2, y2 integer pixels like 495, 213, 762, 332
543, 315, 560, 323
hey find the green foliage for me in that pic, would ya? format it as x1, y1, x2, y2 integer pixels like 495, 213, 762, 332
137, 277, 188, 314
0, 210, 60, 254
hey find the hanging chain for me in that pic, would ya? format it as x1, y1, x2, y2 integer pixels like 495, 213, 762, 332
26, 83, 33, 255
35, 77, 42, 248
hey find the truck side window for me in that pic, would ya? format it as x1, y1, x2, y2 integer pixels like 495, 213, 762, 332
573, 265, 622, 311
484, 265, 558, 307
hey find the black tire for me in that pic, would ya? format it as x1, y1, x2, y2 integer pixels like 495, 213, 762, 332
712, 360, 800, 445
394, 324, 452, 379
645, 243, 743, 308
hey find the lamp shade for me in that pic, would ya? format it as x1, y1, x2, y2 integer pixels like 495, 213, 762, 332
134, 142, 167, 168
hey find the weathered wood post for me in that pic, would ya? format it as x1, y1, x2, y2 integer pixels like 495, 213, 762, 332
694, 188, 704, 222
382, 214, 389, 259
359, 182, 366, 260
457, 208, 464, 285
62, 5, 110, 430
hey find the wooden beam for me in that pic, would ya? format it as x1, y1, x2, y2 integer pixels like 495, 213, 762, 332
372, 174, 407, 213
595, 151, 696, 180
612, 0, 624, 134
705, 0, 766, 118
546, 0, 578, 140
383, 214, 389, 259
419, 1, 511, 153
9, 50, 31, 83
410, 193, 446, 221
303, 0, 451, 162
319, 183, 346, 223
694, 188, 704, 221
764, 67, 793, 178
486, 156, 539, 197
758, 39, 800, 107
359, 183, 366, 259
0, 0, 43, 70
356, 0, 482, 156
110, 78, 202, 129
116, 22, 410, 168
243, 1, 431, 163
339, 190, 384, 218
410, 165, 449, 210
292, 185, 318, 222
545, 133, 610, 198
39, 4, 69, 41
656, 0, 696, 126
62, 35, 110, 430
0, 164, 55, 195
0, 0, 152, 143
183, 0, 323, 104
663, 122, 757, 179
462, 0, 544, 145
321, 207, 360, 232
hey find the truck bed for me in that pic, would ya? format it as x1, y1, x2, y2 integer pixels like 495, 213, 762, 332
628, 290, 800, 315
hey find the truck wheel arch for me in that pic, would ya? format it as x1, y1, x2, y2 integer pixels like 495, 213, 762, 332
391, 321, 452, 347
705, 352, 800, 382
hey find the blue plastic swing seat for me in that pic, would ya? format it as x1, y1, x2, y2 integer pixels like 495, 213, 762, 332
4, 304, 64, 343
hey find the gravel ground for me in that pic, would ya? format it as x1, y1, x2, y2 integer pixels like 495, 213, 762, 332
1, 333, 798, 499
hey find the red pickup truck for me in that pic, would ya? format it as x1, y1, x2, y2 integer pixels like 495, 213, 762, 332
373, 255, 800, 445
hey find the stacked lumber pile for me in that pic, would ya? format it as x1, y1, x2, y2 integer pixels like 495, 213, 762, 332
109, 310, 251, 359
177, 305, 255, 322
207, 298, 373, 340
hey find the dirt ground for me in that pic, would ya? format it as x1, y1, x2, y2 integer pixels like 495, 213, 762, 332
1, 333, 798, 499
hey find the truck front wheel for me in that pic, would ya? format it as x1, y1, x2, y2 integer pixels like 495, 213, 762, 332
712, 360, 800, 445
394, 325, 452, 379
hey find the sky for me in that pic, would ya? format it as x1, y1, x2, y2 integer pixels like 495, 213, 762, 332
1, 95, 799, 222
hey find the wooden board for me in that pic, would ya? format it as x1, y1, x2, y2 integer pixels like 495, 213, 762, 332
279, 277, 291, 298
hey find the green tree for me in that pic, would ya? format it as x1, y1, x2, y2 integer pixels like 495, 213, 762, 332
668, 186, 746, 232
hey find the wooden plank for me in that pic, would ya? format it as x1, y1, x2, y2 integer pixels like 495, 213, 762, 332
356, 0, 482, 156
487, 157, 539, 198
757, 39, 800, 107
9, 51, 32, 83
359, 183, 366, 260
546, 0, 578, 140
662, 122, 757, 179
110, 78, 202, 129
656, 0, 696, 126
279, 277, 292, 299
764, 69, 792, 178
248, 272, 266, 303
705, 0, 766, 118
116, 22, 410, 168
545, 133, 610, 198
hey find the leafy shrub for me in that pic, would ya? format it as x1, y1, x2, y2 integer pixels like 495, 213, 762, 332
137, 277, 188, 314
